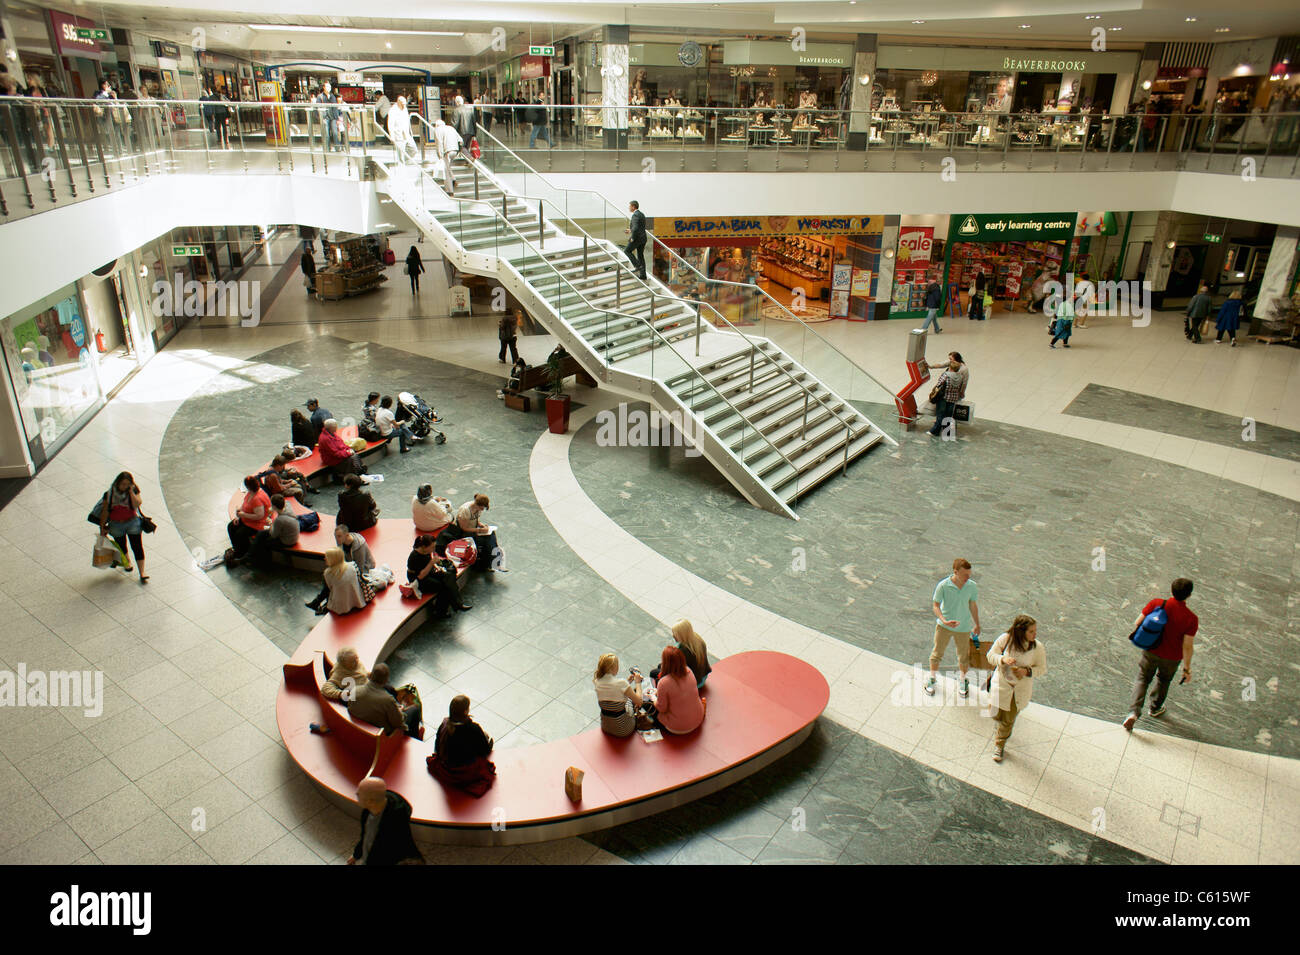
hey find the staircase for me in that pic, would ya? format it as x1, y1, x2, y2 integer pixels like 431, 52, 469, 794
380, 152, 891, 519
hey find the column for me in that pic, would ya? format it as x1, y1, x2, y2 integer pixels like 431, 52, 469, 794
600, 25, 629, 150
1251, 226, 1300, 330
1146, 210, 1178, 308
846, 33, 876, 150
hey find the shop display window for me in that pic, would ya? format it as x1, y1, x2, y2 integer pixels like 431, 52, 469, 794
2, 288, 101, 457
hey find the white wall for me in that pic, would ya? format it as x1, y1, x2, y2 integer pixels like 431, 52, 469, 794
0, 175, 386, 321
540, 172, 1300, 229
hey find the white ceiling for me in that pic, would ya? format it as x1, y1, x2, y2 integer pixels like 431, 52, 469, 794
10, 0, 1300, 67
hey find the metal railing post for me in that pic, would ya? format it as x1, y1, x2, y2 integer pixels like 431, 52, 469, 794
616, 262, 621, 308
583, 235, 589, 278
473, 165, 479, 200
538, 198, 544, 249
802, 392, 809, 439
749, 345, 756, 390
695, 301, 701, 357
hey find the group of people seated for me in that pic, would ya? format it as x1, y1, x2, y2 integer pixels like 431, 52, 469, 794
319, 649, 496, 797
593, 619, 711, 738
304, 524, 383, 615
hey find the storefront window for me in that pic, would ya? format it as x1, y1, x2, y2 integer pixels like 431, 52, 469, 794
2, 287, 102, 457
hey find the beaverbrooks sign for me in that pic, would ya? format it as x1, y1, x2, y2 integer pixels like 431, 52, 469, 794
1002, 56, 1088, 72
951, 212, 1076, 242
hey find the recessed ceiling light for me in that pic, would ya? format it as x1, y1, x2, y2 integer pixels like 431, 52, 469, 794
912, 20, 925, 25
1019, 24, 1031, 29
1108, 26, 1122, 32
1085, 14, 1101, 20
1215, 27, 1230, 33
245, 24, 464, 37
385, 41, 392, 49
1185, 17, 1197, 22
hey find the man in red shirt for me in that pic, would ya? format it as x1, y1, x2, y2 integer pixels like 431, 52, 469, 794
1123, 577, 1197, 731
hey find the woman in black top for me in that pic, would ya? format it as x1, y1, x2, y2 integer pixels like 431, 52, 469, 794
428, 694, 496, 797
405, 246, 425, 294
336, 474, 378, 531
407, 534, 470, 614
300, 246, 316, 294
290, 408, 317, 449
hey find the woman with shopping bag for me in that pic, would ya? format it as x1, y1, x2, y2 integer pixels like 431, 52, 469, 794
93, 471, 151, 582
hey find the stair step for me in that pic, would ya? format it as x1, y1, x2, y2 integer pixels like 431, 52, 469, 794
740, 412, 863, 474
770, 431, 885, 503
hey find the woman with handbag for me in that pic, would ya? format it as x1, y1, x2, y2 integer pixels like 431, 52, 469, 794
96, 471, 151, 582
405, 246, 424, 294
986, 614, 1048, 763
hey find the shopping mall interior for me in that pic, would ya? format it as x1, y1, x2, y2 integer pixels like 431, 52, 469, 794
0, 0, 1298, 891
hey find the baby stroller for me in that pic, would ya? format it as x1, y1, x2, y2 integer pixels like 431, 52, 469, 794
396, 391, 446, 444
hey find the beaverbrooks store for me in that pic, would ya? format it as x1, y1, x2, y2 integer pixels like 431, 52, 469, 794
941, 212, 1078, 317
657, 215, 885, 322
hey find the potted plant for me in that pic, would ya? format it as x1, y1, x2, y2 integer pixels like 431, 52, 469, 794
544, 350, 571, 434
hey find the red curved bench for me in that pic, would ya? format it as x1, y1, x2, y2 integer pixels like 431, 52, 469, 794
255, 426, 830, 845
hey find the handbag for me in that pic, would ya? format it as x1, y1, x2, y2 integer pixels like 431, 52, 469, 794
470, 136, 481, 159
139, 513, 157, 534
296, 511, 320, 533
359, 573, 376, 605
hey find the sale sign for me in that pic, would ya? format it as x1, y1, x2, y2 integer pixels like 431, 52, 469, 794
897, 227, 934, 265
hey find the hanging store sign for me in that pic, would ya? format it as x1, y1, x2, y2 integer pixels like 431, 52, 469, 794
878, 46, 1139, 75
951, 212, 1076, 242
668, 215, 881, 239
50, 11, 104, 59
529, 45, 555, 58
520, 55, 551, 79
152, 40, 181, 58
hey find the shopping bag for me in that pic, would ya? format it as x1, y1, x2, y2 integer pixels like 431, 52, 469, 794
383, 249, 396, 266
968, 635, 989, 672
470, 136, 481, 159
92, 534, 123, 569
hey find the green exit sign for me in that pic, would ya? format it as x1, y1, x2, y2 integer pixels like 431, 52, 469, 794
1203, 233, 1222, 243
76, 28, 109, 40
529, 45, 555, 57
172, 244, 202, 256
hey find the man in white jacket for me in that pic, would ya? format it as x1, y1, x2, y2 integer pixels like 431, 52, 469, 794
386, 95, 416, 165
432, 117, 463, 193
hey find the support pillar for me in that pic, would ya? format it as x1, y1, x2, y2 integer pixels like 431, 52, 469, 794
846, 34, 876, 151
600, 25, 629, 151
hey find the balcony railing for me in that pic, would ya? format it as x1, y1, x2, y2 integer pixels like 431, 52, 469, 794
2, 97, 1297, 223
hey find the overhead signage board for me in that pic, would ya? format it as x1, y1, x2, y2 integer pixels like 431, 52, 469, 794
950, 212, 1076, 242
878, 45, 1139, 75
722, 40, 853, 68
668, 215, 881, 239
529, 45, 555, 57
172, 245, 202, 256
75, 28, 109, 40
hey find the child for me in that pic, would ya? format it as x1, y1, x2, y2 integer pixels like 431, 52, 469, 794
1049, 294, 1075, 349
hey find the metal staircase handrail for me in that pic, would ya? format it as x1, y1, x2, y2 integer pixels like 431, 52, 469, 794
376, 154, 804, 508
473, 123, 898, 400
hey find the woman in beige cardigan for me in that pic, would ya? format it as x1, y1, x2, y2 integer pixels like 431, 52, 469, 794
987, 614, 1047, 763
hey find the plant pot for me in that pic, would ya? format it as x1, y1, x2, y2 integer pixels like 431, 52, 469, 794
545, 394, 571, 434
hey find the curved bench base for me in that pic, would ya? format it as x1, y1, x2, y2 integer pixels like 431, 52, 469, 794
306, 723, 815, 847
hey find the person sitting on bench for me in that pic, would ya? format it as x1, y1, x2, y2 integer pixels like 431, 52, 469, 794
648, 619, 712, 689
317, 419, 363, 480
258, 455, 309, 504
337, 473, 379, 531
376, 395, 418, 453
649, 646, 705, 735
321, 646, 368, 701
305, 524, 374, 613
228, 475, 271, 560
349, 662, 405, 736
412, 484, 453, 533
593, 652, 645, 738
451, 493, 505, 571
408, 534, 471, 615
290, 408, 318, 449
317, 546, 370, 615
306, 398, 332, 441
427, 694, 496, 797
243, 494, 300, 570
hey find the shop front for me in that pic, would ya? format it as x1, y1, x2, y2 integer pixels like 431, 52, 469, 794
875, 45, 1140, 119
657, 214, 884, 322
889, 216, 947, 318
941, 212, 1078, 317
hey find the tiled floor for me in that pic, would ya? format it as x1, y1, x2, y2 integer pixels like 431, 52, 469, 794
1, 244, 1297, 865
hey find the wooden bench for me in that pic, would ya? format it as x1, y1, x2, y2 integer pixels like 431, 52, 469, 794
256, 421, 829, 845
503, 354, 597, 412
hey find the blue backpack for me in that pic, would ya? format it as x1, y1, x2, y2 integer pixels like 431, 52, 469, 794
1130, 600, 1168, 650
296, 511, 321, 533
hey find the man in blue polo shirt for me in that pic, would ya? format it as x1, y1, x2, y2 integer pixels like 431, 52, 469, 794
306, 397, 333, 442
925, 557, 982, 698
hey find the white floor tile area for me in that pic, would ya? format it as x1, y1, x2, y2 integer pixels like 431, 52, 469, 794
530, 402, 1300, 865
2, 258, 1299, 864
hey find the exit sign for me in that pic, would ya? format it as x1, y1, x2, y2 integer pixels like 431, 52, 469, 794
1203, 233, 1222, 243
76, 27, 109, 40
529, 45, 555, 57
172, 244, 202, 256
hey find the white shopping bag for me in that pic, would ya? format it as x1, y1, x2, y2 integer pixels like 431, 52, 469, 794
92, 534, 123, 569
